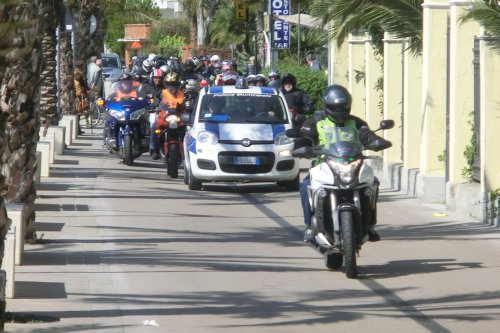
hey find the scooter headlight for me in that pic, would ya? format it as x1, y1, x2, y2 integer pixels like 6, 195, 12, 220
108, 109, 125, 121
165, 114, 180, 129
326, 158, 362, 185
130, 108, 147, 120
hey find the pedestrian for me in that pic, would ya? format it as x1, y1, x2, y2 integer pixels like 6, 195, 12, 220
306, 53, 321, 72
74, 60, 87, 135
245, 56, 260, 76
280, 73, 314, 115
87, 56, 103, 126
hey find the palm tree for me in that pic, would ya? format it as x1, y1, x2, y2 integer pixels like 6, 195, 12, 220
310, 0, 423, 55
460, 0, 500, 50
39, 0, 62, 126
253, 1, 266, 68
0, 0, 44, 242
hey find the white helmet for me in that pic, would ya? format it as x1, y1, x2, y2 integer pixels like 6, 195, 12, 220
210, 55, 220, 63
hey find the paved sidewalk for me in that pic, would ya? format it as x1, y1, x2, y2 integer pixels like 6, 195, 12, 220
4, 131, 500, 332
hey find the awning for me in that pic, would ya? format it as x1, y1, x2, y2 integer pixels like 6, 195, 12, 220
275, 14, 328, 31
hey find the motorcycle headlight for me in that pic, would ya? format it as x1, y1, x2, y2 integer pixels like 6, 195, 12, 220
326, 158, 362, 184
130, 108, 147, 120
274, 131, 294, 145
166, 114, 180, 129
109, 109, 125, 121
198, 130, 218, 145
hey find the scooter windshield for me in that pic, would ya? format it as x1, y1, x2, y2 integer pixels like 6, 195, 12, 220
322, 127, 363, 159
107, 80, 142, 101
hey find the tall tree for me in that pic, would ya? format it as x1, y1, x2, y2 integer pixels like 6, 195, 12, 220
39, 0, 62, 126
0, 0, 44, 241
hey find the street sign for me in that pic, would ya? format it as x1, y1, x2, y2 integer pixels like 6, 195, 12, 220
235, 0, 246, 22
270, 0, 290, 49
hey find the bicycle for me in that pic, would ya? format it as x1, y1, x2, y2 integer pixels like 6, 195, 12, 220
84, 100, 103, 132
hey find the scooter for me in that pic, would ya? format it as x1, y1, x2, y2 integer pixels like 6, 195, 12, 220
102, 80, 154, 166
155, 107, 189, 178
287, 119, 394, 278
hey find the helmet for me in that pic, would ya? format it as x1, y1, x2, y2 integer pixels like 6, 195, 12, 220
142, 59, 152, 73
164, 71, 180, 86
117, 73, 133, 82
281, 73, 296, 87
152, 68, 164, 79
247, 74, 256, 85
254, 74, 267, 86
210, 54, 220, 63
222, 71, 238, 85
221, 60, 231, 72
323, 85, 352, 124
268, 68, 280, 80
214, 62, 222, 71
184, 59, 195, 68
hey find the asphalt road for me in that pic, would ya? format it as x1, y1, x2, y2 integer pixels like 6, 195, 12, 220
5, 129, 500, 332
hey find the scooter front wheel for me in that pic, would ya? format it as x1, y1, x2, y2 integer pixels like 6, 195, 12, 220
340, 210, 358, 278
167, 143, 179, 178
123, 135, 134, 166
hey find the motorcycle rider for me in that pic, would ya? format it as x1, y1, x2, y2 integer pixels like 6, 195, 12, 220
149, 70, 186, 159
148, 68, 166, 160
268, 68, 281, 90
280, 73, 314, 116
107, 73, 139, 101
298, 84, 392, 243
181, 59, 201, 82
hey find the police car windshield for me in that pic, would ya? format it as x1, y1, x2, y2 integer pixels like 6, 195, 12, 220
199, 94, 288, 124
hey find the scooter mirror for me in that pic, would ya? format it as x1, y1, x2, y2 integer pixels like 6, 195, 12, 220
286, 128, 300, 138
379, 119, 395, 130
180, 113, 192, 125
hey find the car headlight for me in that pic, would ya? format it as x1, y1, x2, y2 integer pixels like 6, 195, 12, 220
198, 130, 218, 145
109, 109, 125, 121
326, 158, 362, 184
274, 131, 294, 145
130, 108, 147, 120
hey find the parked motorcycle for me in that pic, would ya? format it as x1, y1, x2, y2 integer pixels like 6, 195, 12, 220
287, 119, 394, 278
102, 80, 154, 166
155, 107, 189, 178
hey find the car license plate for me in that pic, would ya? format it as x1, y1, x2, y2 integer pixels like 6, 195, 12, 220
233, 156, 259, 165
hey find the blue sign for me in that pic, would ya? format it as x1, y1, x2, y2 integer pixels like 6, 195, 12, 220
270, 0, 290, 49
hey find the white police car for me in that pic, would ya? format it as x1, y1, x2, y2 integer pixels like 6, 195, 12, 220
183, 79, 300, 191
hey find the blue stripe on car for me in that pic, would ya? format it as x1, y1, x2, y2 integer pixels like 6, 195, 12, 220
188, 135, 197, 154
205, 123, 220, 138
271, 124, 286, 137
209, 86, 223, 94
259, 87, 275, 95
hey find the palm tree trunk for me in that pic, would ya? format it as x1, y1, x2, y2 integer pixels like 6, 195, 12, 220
255, 1, 266, 68
59, 28, 76, 115
0, 1, 43, 242
39, 0, 62, 126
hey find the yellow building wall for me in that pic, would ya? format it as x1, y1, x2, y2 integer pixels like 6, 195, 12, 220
420, 1, 449, 175
383, 33, 404, 163
349, 33, 367, 119
449, 3, 480, 183
403, 48, 422, 169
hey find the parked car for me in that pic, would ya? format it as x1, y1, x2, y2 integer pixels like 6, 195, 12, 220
101, 53, 125, 97
182, 79, 300, 191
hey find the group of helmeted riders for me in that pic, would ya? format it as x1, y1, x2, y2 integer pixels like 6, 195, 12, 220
105, 52, 391, 244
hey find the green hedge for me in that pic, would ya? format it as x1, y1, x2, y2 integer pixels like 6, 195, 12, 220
264, 60, 328, 112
